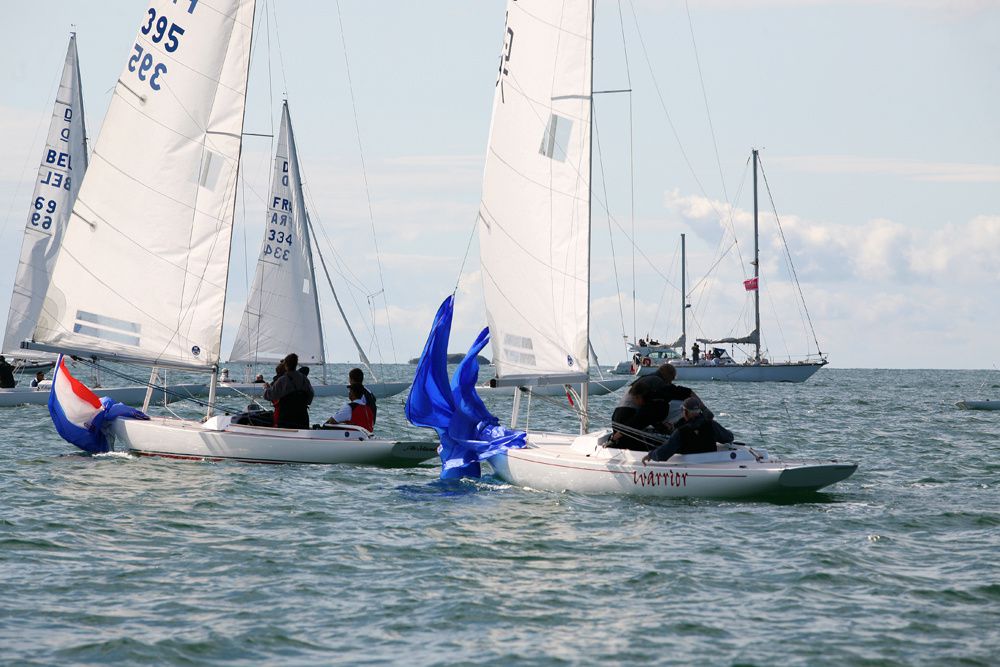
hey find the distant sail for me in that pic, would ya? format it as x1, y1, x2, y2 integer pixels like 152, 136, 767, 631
229, 102, 324, 365
31, 0, 256, 369
3, 35, 88, 357
478, 0, 593, 385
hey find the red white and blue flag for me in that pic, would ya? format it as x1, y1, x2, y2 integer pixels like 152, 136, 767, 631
48, 354, 147, 453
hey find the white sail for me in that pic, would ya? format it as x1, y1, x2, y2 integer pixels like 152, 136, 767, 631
31, 0, 256, 369
478, 0, 593, 385
229, 102, 324, 365
3, 35, 88, 358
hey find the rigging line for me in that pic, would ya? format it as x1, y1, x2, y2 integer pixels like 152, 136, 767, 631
300, 186, 370, 293
249, 0, 276, 368
592, 102, 628, 352
334, 0, 398, 364
516, 385, 589, 421
624, 0, 722, 214
298, 183, 381, 353
306, 214, 377, 379
454, 214, 479, 293
684, 0, 729, 207
77, 358, 218, 410
268, 0, 290, 97
758, 156, 824, 356
615, 0, 637, 346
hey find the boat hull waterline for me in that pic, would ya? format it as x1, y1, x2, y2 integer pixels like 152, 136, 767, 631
956, 400, 1000, 410
627, 362, 826, 383
111, 417, 438, 467
487, 430, 856, 498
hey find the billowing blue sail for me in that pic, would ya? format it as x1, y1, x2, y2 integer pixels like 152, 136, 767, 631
406, 296, 526, 479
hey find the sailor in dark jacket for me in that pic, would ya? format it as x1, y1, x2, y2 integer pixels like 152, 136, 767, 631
0, 356, 16, 388
264, 353, 314, 429
642, 397, 733, 464
609, 382, 656, 451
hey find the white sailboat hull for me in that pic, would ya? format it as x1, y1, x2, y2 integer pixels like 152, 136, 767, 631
211, 381, 411, 400
111, 417, 438, 467
475, 378, 627, 397
0, 383, 206, 408
488, 430, 856, 498
956, 400, 1000, 410
631, 361, 826, 383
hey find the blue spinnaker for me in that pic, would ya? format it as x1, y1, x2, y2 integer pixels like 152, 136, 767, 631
405, 296, 526, 479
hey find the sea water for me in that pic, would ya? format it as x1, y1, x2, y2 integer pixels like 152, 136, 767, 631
1, 366, 997, 665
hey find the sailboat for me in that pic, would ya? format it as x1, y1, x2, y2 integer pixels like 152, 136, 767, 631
209, 101, 409, 401
623, 152, 828, 383
410, 0, 856, 496
23, 0, 436, 466
0, 33, 201, 407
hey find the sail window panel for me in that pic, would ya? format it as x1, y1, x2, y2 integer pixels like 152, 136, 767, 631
502, 333, 536, 367
503, 348, 537, 367
73, 310, 141, 347
198, 150, 224, 190
302, 279, 310, 295
539, 114, 572, 162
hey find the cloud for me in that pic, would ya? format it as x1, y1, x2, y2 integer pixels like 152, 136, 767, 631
641, 0, 997, 12
768, 155, 1000, 184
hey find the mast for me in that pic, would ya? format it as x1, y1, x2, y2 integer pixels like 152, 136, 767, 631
752, 149, 761, 363
285, 101, 328, 384
681, 233, 687, 359
581, 0, 595, 435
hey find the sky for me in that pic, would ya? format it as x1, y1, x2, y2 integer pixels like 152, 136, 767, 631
0, 0, 997, 370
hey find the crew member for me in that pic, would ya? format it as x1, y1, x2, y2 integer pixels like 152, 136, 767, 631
642, 397, 733, 463
0, 356, 16, 388
348, 367, 377, 425
325, 384, 375, 431
264, 353, 314, 429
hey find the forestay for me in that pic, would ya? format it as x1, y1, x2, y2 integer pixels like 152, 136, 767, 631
31, 0, 256, 369
478, 0, 593, 386
229, 102, 324, 365
3, 35, 88, 357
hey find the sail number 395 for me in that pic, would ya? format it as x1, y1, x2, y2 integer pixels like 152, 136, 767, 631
128, 1, 200, 92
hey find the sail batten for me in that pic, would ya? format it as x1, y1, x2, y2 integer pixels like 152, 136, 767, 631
3, 35, 88, 358
479, 0, 593, 383
31, 0, 257, 369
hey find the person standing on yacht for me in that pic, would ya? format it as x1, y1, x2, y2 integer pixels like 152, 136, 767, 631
265, 353, 314, 429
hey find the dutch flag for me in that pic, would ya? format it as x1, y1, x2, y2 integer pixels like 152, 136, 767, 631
48, 354, 147, 454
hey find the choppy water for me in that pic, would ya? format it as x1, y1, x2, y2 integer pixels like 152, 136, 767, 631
2, 365, 998, 665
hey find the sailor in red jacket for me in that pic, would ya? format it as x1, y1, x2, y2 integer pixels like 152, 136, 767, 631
324, 384, 375, 432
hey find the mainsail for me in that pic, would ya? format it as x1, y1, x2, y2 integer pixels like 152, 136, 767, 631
478, 0, 593, 386
229, 102, 324, 365
30, 0, 257, 370
3, 35, 88, 357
